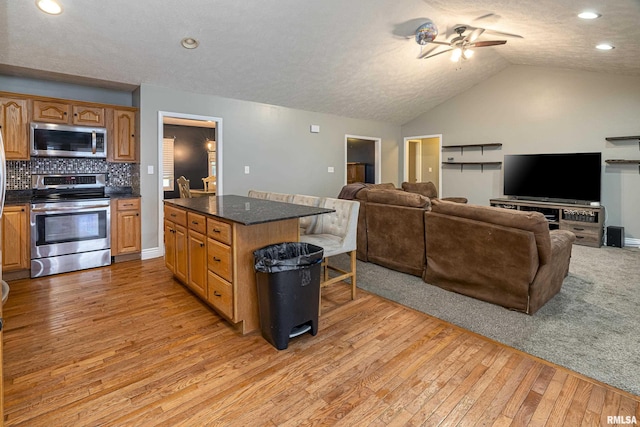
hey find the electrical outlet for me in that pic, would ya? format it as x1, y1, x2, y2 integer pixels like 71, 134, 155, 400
328, 166, 334, 173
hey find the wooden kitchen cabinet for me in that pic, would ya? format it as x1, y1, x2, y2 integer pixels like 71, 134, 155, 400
111, 198, 141, 259
32, 99, 105, 126
109, 109, 137, 162
164, 206, 188, 284
1, 204, 30, 272
0, 96, 30, 160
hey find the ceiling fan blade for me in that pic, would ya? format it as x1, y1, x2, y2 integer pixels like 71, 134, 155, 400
421, 48, 453, 59
467, 28, 485, 42
429, 40, 452, 46
471, 40, 507, 47
482, 29, 523, 39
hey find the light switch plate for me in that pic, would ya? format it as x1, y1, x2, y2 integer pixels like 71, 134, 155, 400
147, 165, 154, 174
328, 166, 334, 173
244, 166, 250, 174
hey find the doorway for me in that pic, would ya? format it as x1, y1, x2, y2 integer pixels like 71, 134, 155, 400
158, 113, 223, 200
345, 135, 381, 185
403, 135, 441, 194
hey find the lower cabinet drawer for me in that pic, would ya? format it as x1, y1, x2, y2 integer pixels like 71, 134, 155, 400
207, 238, 232, 282
207, 271, 233, 319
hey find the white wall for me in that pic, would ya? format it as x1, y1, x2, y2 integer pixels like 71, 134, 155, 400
139, 84, 402, 251
402, 65, 640, 241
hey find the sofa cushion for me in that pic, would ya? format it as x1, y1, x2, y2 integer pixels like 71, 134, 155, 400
354, 182, 396, 200
367, 189, 430, 208
430, 199, 552, 264
402, 181, 438, 198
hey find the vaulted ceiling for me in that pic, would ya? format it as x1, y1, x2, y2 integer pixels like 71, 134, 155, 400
1, 0, 639, 124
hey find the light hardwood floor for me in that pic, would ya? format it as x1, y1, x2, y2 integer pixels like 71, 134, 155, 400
3, 258, 639, 426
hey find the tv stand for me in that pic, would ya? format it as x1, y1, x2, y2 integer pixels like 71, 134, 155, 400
490, 198, 603, 247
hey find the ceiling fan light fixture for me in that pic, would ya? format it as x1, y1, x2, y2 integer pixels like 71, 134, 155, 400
578, 11, 601, 20
463, 49, 474, 59
596, 43, 615, 51
450, 48, 463, 62
36, 0, 62, 15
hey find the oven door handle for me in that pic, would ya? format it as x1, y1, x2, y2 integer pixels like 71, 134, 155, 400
32, 204, 110, 212
92, 131, 97, 155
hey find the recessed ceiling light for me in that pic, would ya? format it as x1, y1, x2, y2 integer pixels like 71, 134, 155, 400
596, 44, 615, 50
36, 0, 62, 15
181, 37, 199, 49
578, 11, 601, 20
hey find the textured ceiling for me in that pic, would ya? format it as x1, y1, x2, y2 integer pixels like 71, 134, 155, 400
1, 0, 639, 125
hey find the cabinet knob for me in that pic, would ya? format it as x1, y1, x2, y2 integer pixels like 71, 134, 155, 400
136, 213, 139, 216
199, 242, 204, 247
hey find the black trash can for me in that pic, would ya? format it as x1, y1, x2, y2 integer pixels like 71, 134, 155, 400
254, 242, 324, 350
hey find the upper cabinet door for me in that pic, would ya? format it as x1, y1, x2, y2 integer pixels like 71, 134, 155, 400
0, 96, 30, 160
72, 105, 105, 127
32, 100, 71, 123
111, 109, 137, 162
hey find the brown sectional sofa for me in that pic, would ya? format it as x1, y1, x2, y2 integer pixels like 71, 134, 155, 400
339, 183, 576, 314
424, 199, 575, 314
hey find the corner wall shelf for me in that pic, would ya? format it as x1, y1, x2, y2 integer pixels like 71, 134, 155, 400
442, 161, 502, 172
442, 143, 502, 155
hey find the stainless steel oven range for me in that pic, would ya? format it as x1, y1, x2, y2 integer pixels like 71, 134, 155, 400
30, 174, 111, 278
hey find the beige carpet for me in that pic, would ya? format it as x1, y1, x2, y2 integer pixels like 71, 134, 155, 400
337, 244, 640, 397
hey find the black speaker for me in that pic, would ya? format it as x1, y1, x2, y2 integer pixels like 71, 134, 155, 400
607, 226, 624, 248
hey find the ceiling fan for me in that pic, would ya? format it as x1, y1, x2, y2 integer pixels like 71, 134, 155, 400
415, 23, 509, 61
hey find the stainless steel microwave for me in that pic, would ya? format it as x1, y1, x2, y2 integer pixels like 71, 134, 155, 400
30, 122, 107, 158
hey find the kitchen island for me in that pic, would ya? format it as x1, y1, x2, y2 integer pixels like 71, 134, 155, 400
163, 195, 332, 334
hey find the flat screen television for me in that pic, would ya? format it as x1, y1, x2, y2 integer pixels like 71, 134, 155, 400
503, 152, 601, 203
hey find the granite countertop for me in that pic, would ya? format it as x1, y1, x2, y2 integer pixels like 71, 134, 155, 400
164, 195, 334, 226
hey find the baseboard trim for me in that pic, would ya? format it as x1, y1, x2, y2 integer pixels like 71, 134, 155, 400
142, 247, 163, 260
624, 238, 640, 248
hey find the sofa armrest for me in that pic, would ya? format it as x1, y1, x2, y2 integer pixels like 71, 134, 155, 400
550, 230, 577, 256
440, 197, 468, 204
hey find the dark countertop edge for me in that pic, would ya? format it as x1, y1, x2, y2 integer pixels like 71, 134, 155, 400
164, 196, 334, 226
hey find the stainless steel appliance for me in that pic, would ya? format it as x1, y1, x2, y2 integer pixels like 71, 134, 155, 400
30, 174, 111, 278
30, 123, 107, 158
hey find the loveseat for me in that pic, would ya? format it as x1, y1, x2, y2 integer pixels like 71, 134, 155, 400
424, 199, 575, 314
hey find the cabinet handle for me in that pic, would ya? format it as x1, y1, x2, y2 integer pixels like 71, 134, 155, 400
576, 235, 584, 239
213, 228, 221, 233
123, 203, 133, 207
573, 227, 585, 231
136, 213, 139, 216
171, 213, 176, 217
21, 208, 25, 212
214, 291, 222, 297
199, 242, 204, 247
192, 221, 199, 225
213, 257, 221, 262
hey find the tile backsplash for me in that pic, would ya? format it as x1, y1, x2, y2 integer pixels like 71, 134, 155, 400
6, 158, 140, 190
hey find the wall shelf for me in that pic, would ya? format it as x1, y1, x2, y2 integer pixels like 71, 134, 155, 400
442, 161, 502, 172
605, 159, 640, 172
442, 143, 502, 155
605, 135, 640, 150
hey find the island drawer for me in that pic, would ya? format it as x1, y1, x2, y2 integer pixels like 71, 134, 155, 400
164, 205, 187, 226
187, 212, 207, 234
208, 238, 233, 282
208, 218, 232, 245
207, 271, 233, 319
